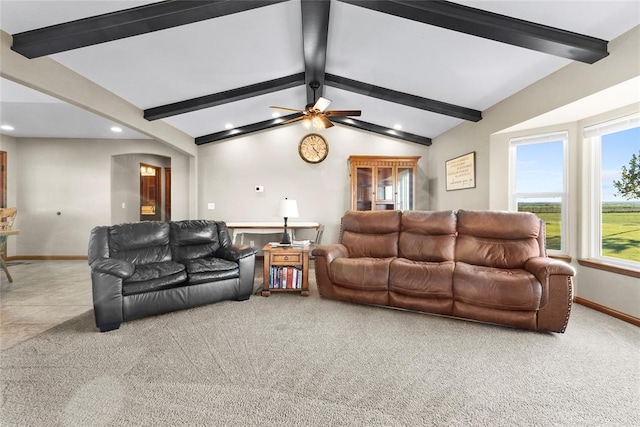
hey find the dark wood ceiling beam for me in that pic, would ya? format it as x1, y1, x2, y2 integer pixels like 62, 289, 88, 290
339, 0, 608, 64
12, 0, 289, 58
325, 74, 481, 122
145, 73, 305, 120
329, 117, 432, 146
196, 114, 300, 145
301, 0, 331, 104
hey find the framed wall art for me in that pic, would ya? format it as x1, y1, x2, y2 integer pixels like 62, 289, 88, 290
445, 151, 476, 191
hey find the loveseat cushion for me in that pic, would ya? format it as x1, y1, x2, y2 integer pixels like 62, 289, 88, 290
170, 220, 222, 261
330, 257, 392, 290
453, 262, 542, 311
122, 261, 187, 296
183, 257, 239, 285
389, 259, 454, 298
399, 210, 457, 261
109, 221, 172, 265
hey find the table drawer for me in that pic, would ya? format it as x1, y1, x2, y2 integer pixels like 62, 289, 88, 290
272, 252, 302, 264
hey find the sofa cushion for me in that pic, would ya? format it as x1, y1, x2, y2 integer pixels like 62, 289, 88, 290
453, 262, 542, 311
341, 210, 400, 258
399, 210, 457, 261
110, 222, 171, 265
330, 257, 393, 291
455, 210, 542, 269
183, 257, 239, 285
122, 261, 187, 296
389, 259, 454, 298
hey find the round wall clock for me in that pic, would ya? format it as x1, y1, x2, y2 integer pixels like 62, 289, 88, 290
298, 133, 328, 164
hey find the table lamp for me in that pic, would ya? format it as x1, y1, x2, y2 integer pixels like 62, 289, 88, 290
277, 198, 299, 245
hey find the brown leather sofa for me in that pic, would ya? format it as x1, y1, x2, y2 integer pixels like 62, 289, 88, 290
312, 210, 575, 332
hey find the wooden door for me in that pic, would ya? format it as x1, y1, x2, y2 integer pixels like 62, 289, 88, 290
140, 163, 161, 221
164, 167, 171, 221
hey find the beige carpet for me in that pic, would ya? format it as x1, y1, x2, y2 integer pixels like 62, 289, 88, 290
1, 279, 639, 426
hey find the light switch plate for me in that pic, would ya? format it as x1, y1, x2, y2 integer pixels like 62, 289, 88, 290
207, 203, 215, 210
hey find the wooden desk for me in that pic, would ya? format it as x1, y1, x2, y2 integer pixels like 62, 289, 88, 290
226, 222, 320, 245
0, 229, 20, 283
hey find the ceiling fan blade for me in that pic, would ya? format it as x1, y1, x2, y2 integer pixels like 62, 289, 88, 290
281, 115, 307, 125
317, 114, 334, 128
312, 97, 332, 112
270, 105, 304, 113
324, 110, 362, 117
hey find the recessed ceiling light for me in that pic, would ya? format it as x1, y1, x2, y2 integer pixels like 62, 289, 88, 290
110, 126, 123, 133
272, 112, 280, 118
393, 124, 402, 130
225, 123, 234, 130
1, 125, 15, 131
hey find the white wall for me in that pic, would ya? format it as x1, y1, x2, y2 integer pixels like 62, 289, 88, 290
197, 125, 430, 246
13, 138, 192, 256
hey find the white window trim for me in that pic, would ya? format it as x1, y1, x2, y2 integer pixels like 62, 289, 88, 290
509, 131, 569, 255
583, 113, 640, 270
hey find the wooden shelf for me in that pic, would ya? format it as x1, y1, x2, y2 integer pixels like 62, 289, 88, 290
261, 244, 310, 297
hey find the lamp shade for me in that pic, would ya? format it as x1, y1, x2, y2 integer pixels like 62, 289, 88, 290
277, 198, 299, 218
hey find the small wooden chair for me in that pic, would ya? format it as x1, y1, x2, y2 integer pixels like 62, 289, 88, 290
0, 207, 18, 282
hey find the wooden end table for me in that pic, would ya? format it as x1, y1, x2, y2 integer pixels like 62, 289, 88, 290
261, 243, 310, 297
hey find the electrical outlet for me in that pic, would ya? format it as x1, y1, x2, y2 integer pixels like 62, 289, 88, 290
249, 240, 255, 247
207, 203, 215, 210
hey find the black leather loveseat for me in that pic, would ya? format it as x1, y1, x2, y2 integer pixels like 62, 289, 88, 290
88, 220, 257, 332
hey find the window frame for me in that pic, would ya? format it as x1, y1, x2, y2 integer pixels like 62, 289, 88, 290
509, 131, 569, 255
583, 113, 640, 270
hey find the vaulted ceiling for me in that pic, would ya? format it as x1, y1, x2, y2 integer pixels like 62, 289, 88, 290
1, 0, 639, 146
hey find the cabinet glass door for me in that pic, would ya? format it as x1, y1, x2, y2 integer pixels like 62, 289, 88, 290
375, 167, 395, 210
396, 167, 414, 211
355, 167, 373, 211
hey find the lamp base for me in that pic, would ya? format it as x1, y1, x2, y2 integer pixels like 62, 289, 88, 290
280, 228, 292, 245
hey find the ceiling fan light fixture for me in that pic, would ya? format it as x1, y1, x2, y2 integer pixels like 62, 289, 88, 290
311, 114, 325, 130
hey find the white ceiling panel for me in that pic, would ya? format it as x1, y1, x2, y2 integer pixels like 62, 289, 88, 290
50, 0, 304, 108
0, 1, 162, 33
324, 86, 463, 138
327, 1, 570, 110
164, 85, 308, 137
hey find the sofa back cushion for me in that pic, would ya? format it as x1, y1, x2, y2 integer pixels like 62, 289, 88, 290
170, 220, 229, 261
340, 210, 400, 258
399, 210, 457, 261
109, 221, 171, 265
455, 210, 543, 269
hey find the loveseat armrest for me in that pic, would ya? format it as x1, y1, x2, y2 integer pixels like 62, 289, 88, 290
216, 245, 258, 262
312, 244, 349, 263
90, 257, 135, 279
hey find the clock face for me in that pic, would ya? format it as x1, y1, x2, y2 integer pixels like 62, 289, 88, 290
298, 133, 328, 163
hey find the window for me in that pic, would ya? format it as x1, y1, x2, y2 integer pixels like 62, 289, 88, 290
584, 114, 640, 266
510, 132, 568, 253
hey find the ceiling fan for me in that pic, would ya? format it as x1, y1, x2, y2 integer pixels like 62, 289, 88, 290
270, 81, 362, 129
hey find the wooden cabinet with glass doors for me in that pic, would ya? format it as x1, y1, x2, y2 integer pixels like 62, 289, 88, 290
348, 156, 420, 211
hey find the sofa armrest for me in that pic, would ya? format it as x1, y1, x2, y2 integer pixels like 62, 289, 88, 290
216, 245, 258, 262
525, 257, 576, 308
312, 244, 349, 263
90, 257, 135, 279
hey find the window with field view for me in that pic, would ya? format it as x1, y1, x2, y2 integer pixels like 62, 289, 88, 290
586, 114, 640, 265
510, 132, 567, 253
